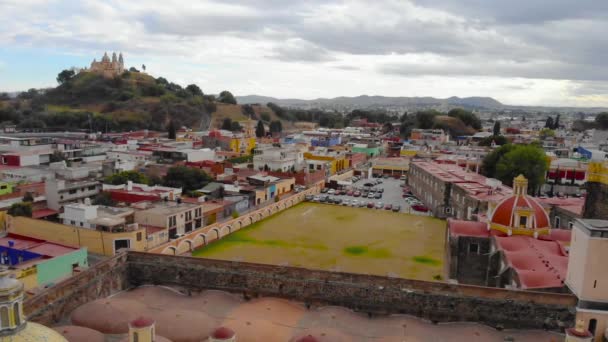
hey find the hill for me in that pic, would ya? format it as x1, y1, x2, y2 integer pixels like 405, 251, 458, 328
0, 71, 284, 133
237, 94, 503, 110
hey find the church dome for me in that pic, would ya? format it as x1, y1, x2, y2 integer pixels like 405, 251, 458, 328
489, 175, 550, 236
3, 322, 69, 341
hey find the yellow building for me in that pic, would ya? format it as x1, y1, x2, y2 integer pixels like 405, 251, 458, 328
8, 216, 147, 256
304, 152, 349, 175
230, 136, 256, 154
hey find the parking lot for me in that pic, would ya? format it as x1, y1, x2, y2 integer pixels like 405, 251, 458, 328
309, 176, 431, 215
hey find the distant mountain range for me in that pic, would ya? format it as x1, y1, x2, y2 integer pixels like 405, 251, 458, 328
237, 95, 608, 113
237, 95, 503, 110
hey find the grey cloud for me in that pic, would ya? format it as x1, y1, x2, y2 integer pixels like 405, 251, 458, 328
267, 39, 335, 62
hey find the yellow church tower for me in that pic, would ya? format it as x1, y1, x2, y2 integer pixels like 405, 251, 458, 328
0, 267, 67, 340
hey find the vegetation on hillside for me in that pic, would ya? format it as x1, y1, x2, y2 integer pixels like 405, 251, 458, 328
0, 70, 226, 132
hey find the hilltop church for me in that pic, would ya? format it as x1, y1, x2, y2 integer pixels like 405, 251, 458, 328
83, 52, 125, 78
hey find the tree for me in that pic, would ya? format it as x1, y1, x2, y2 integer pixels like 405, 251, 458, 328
129, 67, 140, 72
163, 166, 212, 192
255, 120, 265, 137
105, 171, 149, 185
221, 118, 233, 130
382, 122, 394, 134
415, 110, 438, 129
8, 202, 32, 217
596, 112, 608, 130
218, 90, 237, 104
493, 121, 501, 136
0, 93, 10, 101
57, 69, 76, 84
22, 192, 34, 202
495, 145, 548, 193
481, 144, 516, 178
478, 135, 508, 146
230, 121, 242, 132
447, 108, 481, 130
185, 84, 203, 96
242, 104, 256, 119
260, 112, 271, 122
269, 120, 283, 134
553, 114, 560, 129
545, 117, 554, 129
92, 192, 116, 206
539, 128, 555, 139
167, 120, 177, 139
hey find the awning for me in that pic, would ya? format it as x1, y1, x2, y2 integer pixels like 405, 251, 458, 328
32, 209, 59, 219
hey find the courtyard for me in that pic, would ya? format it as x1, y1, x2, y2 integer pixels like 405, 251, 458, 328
193, 202, 447, 281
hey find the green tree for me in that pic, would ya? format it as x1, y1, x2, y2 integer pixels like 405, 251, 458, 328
539, 128, 555, 139
232, 210, 239, 219
495, 145, 548, 193
57, 69, 76, 84
260, 112, 271, 122
553, 114, 560, 129
92, 192, 116, 206
218, 90, 237, 104
447, 108, 481, 130
415, 110, 438, 129
596, 112, 608, 130
163, 166, 212, 192
167, 120, 177, 139
185, 84, 203, 96
230, 121, 242, 132
493, 121, 501, 136
545, 117, 554, 129
481, 144, 516, 178
8, 202, 32, 217
105, 171, 149, 185
0, 92, 10, 101
22, 192, 34, 202
221, 118, 232, 130
478, 135, 508, 146
269, 120, 283, 134
242, 104, 256, 118
256, 120, 265, 138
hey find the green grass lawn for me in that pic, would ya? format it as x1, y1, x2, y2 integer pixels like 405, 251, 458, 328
193, 203, 447, 281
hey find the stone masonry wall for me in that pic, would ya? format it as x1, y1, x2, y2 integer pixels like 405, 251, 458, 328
126, 252, 576, 331
24, 252, 129, 326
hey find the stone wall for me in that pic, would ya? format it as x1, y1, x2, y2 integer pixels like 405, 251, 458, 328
24, 252, 129, 325
126, 252, 577, 331
583, 182, 608, 219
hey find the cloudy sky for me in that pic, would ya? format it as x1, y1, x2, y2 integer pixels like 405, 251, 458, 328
1, 0, 607, 106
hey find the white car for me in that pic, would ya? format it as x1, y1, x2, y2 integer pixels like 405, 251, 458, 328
351, 200, 359, 207
327, 189, 336, 195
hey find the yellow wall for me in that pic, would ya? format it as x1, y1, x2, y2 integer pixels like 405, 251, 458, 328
304, 153, 349, 175
8, 216, 147, 256
12, 266, 37, 291
275, 178, 295, 195
230, 137, 256, 154
400, 150, 417, 157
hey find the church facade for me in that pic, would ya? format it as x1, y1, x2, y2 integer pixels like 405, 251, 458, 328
85, 52, 125, 78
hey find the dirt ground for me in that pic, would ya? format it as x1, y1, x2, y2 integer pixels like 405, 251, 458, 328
193, 202, 447, 281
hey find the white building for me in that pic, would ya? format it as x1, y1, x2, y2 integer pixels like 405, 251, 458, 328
45, 178, 102, 211
62, 201, 136, 232
253, 145, 304, 172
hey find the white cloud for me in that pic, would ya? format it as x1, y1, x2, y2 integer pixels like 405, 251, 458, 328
0, 0, 607, 106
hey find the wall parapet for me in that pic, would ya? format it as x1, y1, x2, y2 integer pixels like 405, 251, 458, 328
126, 252, 577, 331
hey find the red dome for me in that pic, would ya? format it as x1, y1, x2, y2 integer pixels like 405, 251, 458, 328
490, 194, 549, 229
130, 317, 154, 328
297, 335, 320, 342
212, 327, 235, 339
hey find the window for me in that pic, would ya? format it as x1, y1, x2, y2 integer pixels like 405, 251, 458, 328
588, 319, 597, 336
88, 185, 96, 191
555, 216, 561, 228
133, 331, 139, 342
469, 243, 479, 254
0, 306, 9, 328
594, 280, 597, 288
136, 232, 142, 241
519, 216, 528, 227
13, 302, 20, 326
71, 220, 76, 225
568, 221, 574, 229
68, 189, 77, 194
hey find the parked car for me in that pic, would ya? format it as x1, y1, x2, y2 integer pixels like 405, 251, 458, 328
375, 202, 384, 209
347, 190, 354, 196
313, 195, 320, 202
383, 175, 389, 179
362, 191, 369, 197
342, 199, 350, 206
359, 201, 367, 207
351, 200, 358, 207
327, 189, 335, 195
411, 204, 429, 212
353, 191, 361, 197
374, 193, 382, 199
400, 175, 407, 181
367, 202, 375, 208
384, 204, 392, 210
334, 198, 343, 205
378, 188, 384, 193
368, 193, 375, 199
321, 188, 329, 193
305, 195, 314, 201
392, 205, 401, 212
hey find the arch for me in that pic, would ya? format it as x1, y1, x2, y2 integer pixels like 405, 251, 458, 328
290, 199, 295, 206
13, 302, 21, 326
237, 220, 243, 229
0, 306, 9, 329
220, 225, 231, 237
212, 228, 220, 240
193, 234, 207, 247
161, 246, 176, 255
248, 216, 254, 225
176, 240, 192, 255
265, 208, 271, 217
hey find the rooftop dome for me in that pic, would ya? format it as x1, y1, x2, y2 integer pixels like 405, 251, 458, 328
212, 326, 235, 339
489, 175, 550, 237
